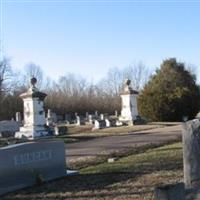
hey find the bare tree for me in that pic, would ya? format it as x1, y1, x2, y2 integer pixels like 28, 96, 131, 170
0, 58, 12, 93
123, 62, 151, 90
23, 63, 44, 88
98, 67, 123, 96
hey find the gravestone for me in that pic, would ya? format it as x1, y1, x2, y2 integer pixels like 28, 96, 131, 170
76, 116, 85, 126
119, 79, 139, 125
54, 126, 68, 136
100, 114, 104, 120
105, 119, 111, 127
95, 110, 98, 117
93, 120, 106, 130
115, 110, 118, 117
0, 121, 20, 137
88, 115, 93, 124
16, 112, 22, 124
46, 109, 53, 126
182, 119, 200, 189
0, 140, 66, 195
76, 116, 81, 126
85, 112, 89, 120
116, 120, 123, 126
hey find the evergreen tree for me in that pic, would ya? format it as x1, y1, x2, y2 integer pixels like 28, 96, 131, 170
138, 58, 200, 121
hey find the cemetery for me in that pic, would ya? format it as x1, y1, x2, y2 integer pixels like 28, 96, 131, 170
0, 65, 200, 200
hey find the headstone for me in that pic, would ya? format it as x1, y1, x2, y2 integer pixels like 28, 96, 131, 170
15, 77, 49, 139
16, 112, 22, 124
93, 120, 100, 129
0, 121, 20, 137
110, 119, 117, 127
46, 109, 53, 126
154, 183, 185, 200
88, 115, 93, 124
76, 116, 81, 126
105, 119, 111, 127
54, 126, 68, 136
119, 79, 139, 125
100, 114, 104, 120
116, 120, 123, 126
95, 110, 98, 117
115, 110, 118, 117
93, 120, 106, 130
52, 112, 57, 123
85, 112, 89, 120
182, 119, 200, 189
0, 140, 66, 196
76, 116, 85, 126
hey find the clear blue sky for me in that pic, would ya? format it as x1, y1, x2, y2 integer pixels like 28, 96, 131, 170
1, 0, 200, 82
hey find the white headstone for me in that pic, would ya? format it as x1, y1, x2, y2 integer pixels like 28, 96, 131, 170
46, 109, 53, 126
76, 116, 80, 126
93, 120, 100, 130
15, 112, 22, 123
105, 119, 111, 127
100, 114, 104, 120
88, 115, 93, 124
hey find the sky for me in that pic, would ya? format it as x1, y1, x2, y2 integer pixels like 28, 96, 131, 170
1, 0, 200, 83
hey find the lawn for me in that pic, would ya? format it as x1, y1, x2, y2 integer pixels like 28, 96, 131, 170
56, 123, 168, 144
1, 142, 183, 200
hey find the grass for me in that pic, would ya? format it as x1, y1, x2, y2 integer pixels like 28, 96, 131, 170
81, 142, 182, 174
56, 124, 166, 144
2, 141, 183, 200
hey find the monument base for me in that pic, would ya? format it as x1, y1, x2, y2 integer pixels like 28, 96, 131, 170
15, 126, 49, 140
119, 116, 134, 126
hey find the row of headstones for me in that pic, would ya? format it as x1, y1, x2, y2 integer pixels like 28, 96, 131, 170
0, 110, 119, 137
93, 119, 123, 130
48, 110, 119, 126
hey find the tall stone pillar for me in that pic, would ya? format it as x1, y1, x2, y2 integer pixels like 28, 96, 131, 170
15, 77, 48, 139
119, 79, 139, 125
182, 119, 200, 189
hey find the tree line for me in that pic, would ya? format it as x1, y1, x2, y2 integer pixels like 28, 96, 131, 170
0, 59, 151, 120
0, 58, 199, 122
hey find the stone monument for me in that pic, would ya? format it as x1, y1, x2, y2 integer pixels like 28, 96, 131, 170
15, 77, 49, 139
182, 119, 200, 189
119, 79, 139, 125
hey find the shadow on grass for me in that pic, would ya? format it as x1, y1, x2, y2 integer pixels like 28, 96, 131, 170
1, 152, 182, 200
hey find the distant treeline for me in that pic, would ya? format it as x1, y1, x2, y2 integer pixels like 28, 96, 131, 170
1, 58, 199, 122
0, 59, 150, 120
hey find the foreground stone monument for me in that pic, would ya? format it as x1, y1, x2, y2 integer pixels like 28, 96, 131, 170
182, 119, 200, 189
15, 77, 49, 139
119, 79, 139, 125
0, 140, 66, 195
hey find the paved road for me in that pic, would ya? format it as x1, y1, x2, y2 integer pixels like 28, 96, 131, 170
66, 125, 182, 163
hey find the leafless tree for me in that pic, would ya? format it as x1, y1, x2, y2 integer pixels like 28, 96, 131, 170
123, 62, 152, 91
23, 63, 44, 88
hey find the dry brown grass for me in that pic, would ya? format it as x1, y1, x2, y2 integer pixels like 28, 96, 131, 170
1, 142, 183, 200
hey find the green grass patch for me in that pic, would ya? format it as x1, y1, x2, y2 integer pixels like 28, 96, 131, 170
81, 142, 183, 174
